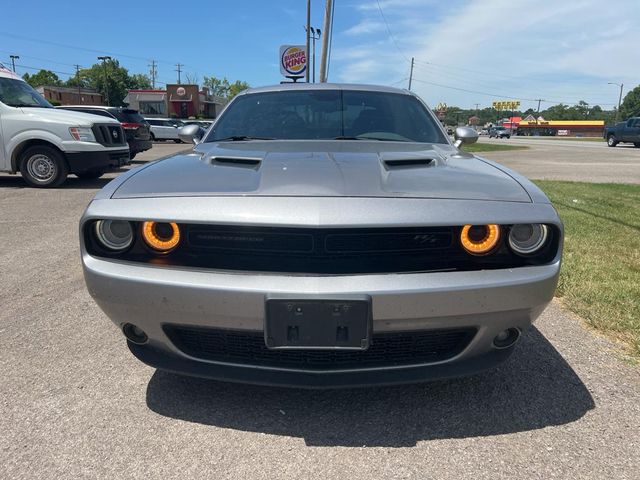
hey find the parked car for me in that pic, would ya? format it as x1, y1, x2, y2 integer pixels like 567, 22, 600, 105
145, 118, 185, 142
81, 83, 563, 388
603, 117, 640, 147
57, 105, 152, 159
489, 126, 511, 139
0, 65, 129, 187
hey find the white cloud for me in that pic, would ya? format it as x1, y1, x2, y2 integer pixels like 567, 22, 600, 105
331, 0, 640, 109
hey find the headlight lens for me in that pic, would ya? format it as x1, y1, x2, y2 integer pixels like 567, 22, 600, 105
69, 126, 96, 142
508, 224, 549, 255
460, 224, 501, 255
142, 221, 181, 252
94, 220, 133, 251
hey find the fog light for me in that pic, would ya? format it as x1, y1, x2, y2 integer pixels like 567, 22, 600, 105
493, 328, 520, 349
122, 323, 148, 344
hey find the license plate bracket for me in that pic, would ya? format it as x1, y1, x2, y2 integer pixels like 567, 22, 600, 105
265, 296, 372, 350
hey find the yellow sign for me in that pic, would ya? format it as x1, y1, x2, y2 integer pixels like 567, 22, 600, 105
493, 101, 520, 110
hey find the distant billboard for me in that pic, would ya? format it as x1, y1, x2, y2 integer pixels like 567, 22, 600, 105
280, 45, 307, 78
493, 101, 520, 110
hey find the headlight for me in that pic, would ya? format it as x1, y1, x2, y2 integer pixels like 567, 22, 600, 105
508, 224, 549, 255
94, 220, 133, 251
141, 221, 181, 253
69, 126, 96, 142
460, 224, 501, 255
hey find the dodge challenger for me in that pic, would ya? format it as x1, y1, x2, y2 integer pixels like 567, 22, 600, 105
80, 84, 562, 388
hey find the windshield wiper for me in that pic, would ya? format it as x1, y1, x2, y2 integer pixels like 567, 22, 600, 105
8, 103, 47, 108
216, 135, 275, 141
333, 135, 409, 142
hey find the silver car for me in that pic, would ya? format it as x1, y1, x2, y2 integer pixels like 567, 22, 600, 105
81, 84, 562, 388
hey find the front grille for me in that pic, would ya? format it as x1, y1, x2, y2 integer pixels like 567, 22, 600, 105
164, 325, 476, 370
91, 124, 127, 147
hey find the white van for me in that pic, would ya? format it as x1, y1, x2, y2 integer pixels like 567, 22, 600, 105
0, 64, 130, 187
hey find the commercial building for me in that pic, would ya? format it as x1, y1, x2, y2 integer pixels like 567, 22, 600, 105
37, 85, 104, 106
518, 120, 605, 137
123, 84, 226, 119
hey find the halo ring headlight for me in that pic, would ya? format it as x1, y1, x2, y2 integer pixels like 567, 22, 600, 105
141, 221, 181, 252
94, 220, 133, 251
460, 224, 501, 255
508, 224, 549, 255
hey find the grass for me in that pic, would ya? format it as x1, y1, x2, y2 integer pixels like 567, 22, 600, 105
535, 180, 640, 357
462, 143, 529, 152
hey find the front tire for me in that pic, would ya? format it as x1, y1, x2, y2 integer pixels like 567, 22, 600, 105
607, 135, 618, 147
19, 146, 69, 188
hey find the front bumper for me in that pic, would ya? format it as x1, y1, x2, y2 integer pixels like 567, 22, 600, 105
128, 140, 153, 154
66, 148, 130, 173
83, 253, 560, 387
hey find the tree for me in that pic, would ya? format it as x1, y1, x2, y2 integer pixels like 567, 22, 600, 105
620, 84, 640, 119
203, 76, 250, 100
22, 70, 62, 88
64, 59, 151, 106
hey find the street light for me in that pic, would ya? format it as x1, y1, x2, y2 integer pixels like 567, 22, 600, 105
608, 82, 624, 123
305, 26, 322, 82
97, 56, 112, 106
9, 55, 19, 72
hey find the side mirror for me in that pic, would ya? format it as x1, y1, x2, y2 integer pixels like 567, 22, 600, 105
178, 124, 205, 145
453, 126, 479, 148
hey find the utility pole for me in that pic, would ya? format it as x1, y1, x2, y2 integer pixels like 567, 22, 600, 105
536, 99, 543, 117
9, 55, 19, 72
175, 63, 183, 84
149, 60, 157, 89
97, 56, 111, 106
305, 27, 321, 83
319, 0, 333, 82
74, 64, 82, 104
608, 82, 624, 122
305, 0, 311, 83
408, 57, 414, 90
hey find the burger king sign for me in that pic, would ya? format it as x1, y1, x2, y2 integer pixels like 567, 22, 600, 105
279, 45, 307, 78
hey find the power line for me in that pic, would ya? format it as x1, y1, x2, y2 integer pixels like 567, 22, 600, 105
375, 0, 408, 61
410, 77, 617, 106
0, 31, 198, 70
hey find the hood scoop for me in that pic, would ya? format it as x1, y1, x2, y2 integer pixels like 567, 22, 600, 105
383, 158, 434, 168
209, 155, 262, 168
380, 150, 441, 170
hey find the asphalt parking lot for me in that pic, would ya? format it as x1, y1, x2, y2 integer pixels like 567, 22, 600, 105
478, 136, 640, 184
1, 141, 639, 479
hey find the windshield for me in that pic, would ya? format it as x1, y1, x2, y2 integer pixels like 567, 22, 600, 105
205, 89, 447, 143
0, 77, 52, 108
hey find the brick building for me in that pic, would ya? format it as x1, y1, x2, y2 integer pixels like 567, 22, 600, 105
37, 85, 104, 106
123, 84, 225, 119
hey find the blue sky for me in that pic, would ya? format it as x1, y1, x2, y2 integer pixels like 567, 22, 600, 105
2, 0, 638, 111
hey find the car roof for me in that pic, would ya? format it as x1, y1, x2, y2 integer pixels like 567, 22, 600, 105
58, 105, 117, 110
239, 83, 412, 97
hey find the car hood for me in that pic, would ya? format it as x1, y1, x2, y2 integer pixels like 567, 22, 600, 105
112, 141, 531, 202
23, 107, 119, 126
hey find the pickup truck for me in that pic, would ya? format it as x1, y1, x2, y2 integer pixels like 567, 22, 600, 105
0, 64, 130, 187
604, 117, 640, 147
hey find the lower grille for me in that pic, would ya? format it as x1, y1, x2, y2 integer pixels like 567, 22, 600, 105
164, 325, 476, 370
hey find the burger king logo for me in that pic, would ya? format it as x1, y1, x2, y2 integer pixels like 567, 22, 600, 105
280, 46, 307, 76
176, 86, 186, 96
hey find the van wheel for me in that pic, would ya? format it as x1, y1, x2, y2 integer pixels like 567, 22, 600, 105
19, 146, 69, 187
75, 169, 104, 180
